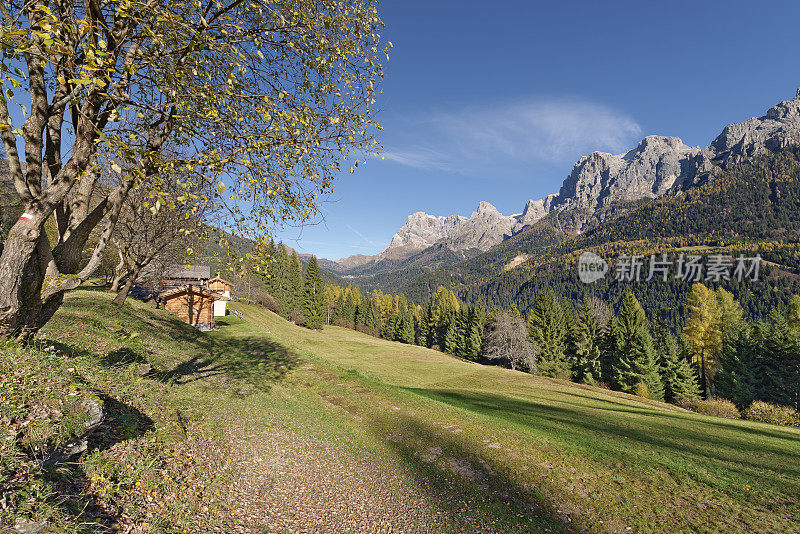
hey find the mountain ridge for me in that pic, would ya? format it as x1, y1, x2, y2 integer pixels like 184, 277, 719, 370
329, 88, 800, 274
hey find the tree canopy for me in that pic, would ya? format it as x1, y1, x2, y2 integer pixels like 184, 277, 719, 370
0, 0, 387, 340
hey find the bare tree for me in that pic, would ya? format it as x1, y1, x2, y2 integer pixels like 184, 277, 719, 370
109, 161, 213, 307
484, 311, 538, 373
589, 296, 612, 330
110, 199, 197, 306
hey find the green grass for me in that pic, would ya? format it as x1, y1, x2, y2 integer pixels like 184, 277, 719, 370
225, 301, 800, 533
3, 291, 799, 533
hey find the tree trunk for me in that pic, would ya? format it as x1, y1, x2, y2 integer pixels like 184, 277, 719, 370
112, 266, 142, 308
110, 271, 125, 293
0, 219, 51, 343
110, 250, 126, 292
700, 350, 708, 399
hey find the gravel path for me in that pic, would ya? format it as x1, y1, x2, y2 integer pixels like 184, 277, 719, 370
216, 423, 451, 533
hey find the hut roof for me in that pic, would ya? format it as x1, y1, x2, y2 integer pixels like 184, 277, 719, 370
208, 276, 234, 288
159, 284, 229, 302
164, 265, 211, 280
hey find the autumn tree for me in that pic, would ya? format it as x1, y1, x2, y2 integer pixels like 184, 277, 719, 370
324, 284, 342, 325
484, 311, 537, 373
683, 284, 743, 397
683, 283, 718, 397
0, 0, 386, 341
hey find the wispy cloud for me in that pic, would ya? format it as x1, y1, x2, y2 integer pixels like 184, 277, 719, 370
380, 148, 453, 171
380, 98, 642, 171
345, 223, 378, 248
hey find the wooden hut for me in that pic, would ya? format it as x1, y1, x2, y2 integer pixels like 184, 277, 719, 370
158, 285, 228, 329
208, 277, 234, 317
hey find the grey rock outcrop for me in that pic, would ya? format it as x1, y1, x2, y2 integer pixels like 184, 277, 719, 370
550, 135, 702, 219
512, 195, 556, 232
334, 89, 800, 270
14, 518, 47, 534
42, 397, 104, 467
708, 88, 800, 165
375, 201, 543, 260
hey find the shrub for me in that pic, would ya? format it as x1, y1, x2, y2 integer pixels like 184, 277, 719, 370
254, 291, 280, 314
333, 317, 355, 329
692, 398, 741, 419
290, 309, 306, 326
675, 395, 699, 411
355, 324, 379, 337
743, 401, 800, 427
635, 381, 651, 399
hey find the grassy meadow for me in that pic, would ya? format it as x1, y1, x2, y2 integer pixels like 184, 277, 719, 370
226, 302, 800, 533
2, 290, 798, 533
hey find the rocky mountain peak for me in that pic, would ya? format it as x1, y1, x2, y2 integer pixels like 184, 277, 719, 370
334, 89, 800, 272
472, 201, 504, 220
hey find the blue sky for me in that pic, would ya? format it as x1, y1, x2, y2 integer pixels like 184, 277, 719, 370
278, 0, 800, 260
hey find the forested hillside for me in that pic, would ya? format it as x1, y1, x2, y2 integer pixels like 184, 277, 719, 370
389, 147, 800, 326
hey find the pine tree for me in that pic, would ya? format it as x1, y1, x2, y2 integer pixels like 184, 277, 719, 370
271, 244, 291, 317
454, 308, 469, 357
397, 298, 415, 344
656, 331, 700, 403
362, 297, 379, 335
466, 303, 487, 361
567, 301, 602, 385
527, 291, 569, 378
302, 257, 324, 329
443, 314, 459, 354
788, 294, 800, 333
610, 289, 664, 400
286, 250, 304, 320
382, 313, 398, 340
417, 303, 432, 347
757, 312, 800, 409
340, 286, 356, 325
432, 286, 459, 349
715, 326, 758, 409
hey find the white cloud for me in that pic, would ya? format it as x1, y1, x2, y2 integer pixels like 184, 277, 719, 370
380, 148, 452, 171
381, 98, 642, 170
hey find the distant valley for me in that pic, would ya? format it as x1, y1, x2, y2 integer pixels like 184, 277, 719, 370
319, 89, 800, 297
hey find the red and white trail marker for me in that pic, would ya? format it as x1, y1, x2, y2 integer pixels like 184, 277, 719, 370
18, 213, 33, 222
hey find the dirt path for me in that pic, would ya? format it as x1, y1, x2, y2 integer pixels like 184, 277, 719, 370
213, 421, 451, 533
182, 383, 546, 534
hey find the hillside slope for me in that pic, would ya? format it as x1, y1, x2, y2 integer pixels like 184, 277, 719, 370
222, 302, 800, 533
3, 291, 799, 533
391, 147, 800, 323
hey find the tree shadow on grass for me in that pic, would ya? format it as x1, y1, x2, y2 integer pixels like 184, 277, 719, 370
91, 394, 155, 447
17, 396, 156, 532
44, 292, 299, 394
152, 336, 299, 393
408, 389, 800, 483
370, 412, 577, 533
549, 388, 800, 444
